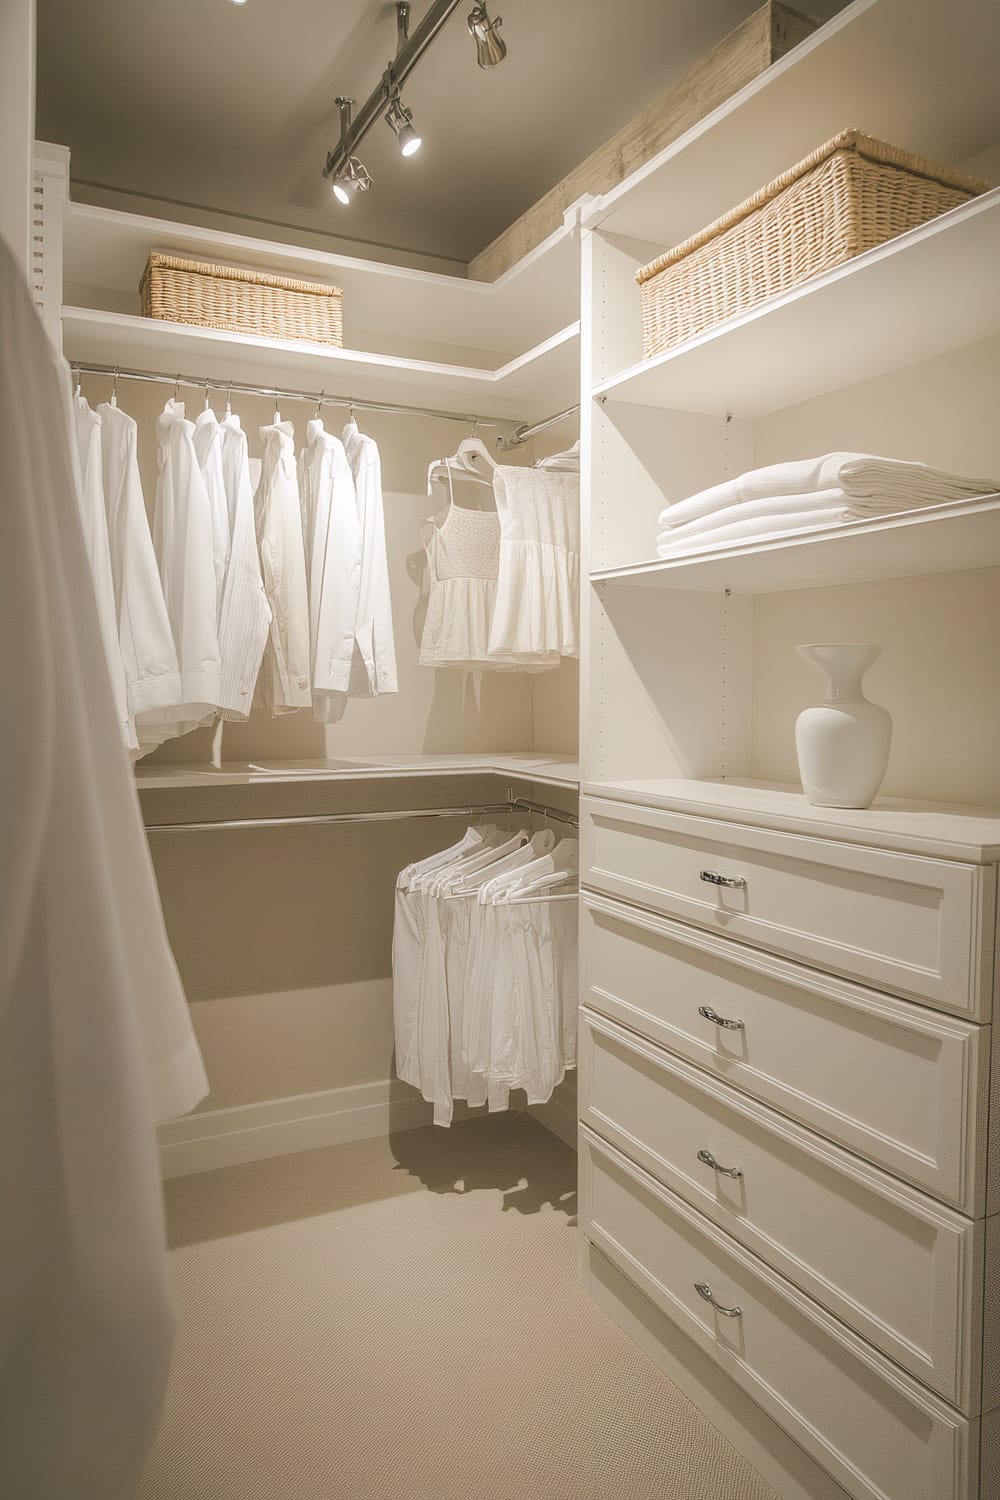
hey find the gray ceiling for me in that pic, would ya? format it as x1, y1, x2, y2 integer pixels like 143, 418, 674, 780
36, 0, 848, 267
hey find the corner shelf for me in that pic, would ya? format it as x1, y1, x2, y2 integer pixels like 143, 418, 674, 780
62, 200, 582, 366
592, 191, 1000, 419
134, 752, 581, 794
61, 306, 581, 421
589, 494, 1000, 595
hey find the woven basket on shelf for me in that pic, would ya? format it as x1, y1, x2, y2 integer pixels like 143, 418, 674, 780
140, 252, 344, 346
635, 129, 987, 359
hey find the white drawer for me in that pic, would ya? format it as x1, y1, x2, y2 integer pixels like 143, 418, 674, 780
579, 1009, 983, 1409
580, 1130, 977, 1500
581, 893, 989, 1214
581, 796, 995, 1018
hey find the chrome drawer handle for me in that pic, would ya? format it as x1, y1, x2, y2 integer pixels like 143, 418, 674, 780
697, 1148, 743, 1179
700, 869, 746, 889
698, 1004, 744, 1031
694, 1281, 743, 1318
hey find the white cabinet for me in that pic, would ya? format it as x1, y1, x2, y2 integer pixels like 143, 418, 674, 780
576, 2, 1000, 1493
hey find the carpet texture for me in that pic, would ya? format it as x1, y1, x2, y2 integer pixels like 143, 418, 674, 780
137, 1114, 778, 1500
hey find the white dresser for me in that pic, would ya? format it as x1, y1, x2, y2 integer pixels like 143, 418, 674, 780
578, 780, 999, 1500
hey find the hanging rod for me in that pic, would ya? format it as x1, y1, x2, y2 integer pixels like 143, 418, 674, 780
495, 403, 580, 452
144, 796, 579, 835
70, 362, 507, 430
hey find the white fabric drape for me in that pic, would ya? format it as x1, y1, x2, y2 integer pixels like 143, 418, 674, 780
217, 412, 271, 720
298, 418, 362, 722
0, 233, 208, 1500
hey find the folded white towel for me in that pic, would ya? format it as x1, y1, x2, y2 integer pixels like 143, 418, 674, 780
656, 507, 849, 557
661, 488, 849, 542
657, 453, 998, 529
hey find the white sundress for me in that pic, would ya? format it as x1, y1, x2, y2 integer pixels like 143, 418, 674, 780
487, 462, 580, 665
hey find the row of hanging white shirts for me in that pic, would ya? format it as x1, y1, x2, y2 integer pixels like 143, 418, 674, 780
418, 434, 580, 671
393, 822, 579, 1126
70, 384, 398, 757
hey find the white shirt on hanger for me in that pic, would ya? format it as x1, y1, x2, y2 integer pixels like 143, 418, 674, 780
298, 418, 361, 721
192, 407, 233, 616
255, 419, 311, 715
217, 411, 271, 720
71, 394, 136, 752
96, 399, 182, 737
136, 399, 223, 749
342, 419, 398, 695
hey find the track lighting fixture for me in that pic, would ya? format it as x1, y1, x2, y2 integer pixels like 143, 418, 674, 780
385, 95, 422, 157
322, 1, 508, 205
330, 156, 374, 205
466, 4, 505, 68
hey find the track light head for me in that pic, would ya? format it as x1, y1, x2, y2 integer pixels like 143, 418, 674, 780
467, 4, 506, 68
385, 95, 422, 157
330, 155, 373, 205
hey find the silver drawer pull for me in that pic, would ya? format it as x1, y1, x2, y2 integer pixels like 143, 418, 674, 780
694, 1281, 743, 1318
697, 1148, 743, 1179
700, 869, 746, 889
698, 1004, 744, 1031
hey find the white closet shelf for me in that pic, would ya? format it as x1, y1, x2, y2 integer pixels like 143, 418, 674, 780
583, 0, 1000, 249
134, 753, 581, 793
589, 493, 1000, 595
582, 777, 1000, 863
61, 307, 580, 422
62, 201, 582, 364
592, 190, 1000, 418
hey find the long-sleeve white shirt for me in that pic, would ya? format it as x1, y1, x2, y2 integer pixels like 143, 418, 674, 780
298, 418, 362, 722
191, 407, 233, 619
96, 401, 182, 735
71, 395, 136, 751
254, 419, 311, 714
136, 399, 223, 750
218, 412, 271, 718
343, 419, 398, 695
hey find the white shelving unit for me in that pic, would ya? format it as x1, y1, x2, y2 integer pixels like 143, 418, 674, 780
577, 2, 1000, 1497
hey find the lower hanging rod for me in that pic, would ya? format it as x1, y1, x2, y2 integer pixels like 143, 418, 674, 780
70, 362, 508, 430
144, 797, 578, 835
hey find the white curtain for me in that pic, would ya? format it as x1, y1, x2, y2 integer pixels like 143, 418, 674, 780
0, 234, 208, 1499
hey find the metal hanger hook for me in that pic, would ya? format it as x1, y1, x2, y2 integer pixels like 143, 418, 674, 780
173, 372, 181, 400
315, 389, 325, 418
111, 365, 120, 406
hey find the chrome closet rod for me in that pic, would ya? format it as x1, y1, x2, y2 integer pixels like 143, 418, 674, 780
70, 362, 506, 430
495, 403, 580, 452
144, 797, 579, 835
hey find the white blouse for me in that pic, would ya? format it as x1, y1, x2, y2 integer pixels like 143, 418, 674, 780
255, 420, 311, 715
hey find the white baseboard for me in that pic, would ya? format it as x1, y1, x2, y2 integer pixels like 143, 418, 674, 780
529, 1086, 578, 1150
158, 1080, 433, 1179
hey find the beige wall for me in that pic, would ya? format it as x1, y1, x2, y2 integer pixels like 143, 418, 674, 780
0, 0, 34, 273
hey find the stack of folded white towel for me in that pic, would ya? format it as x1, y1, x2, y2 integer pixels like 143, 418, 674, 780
656, 452, 998, 557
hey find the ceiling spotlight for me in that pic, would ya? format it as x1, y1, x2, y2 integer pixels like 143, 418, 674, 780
385, 95, 422, 157
330, 156, 373, 205
467, 4, 506, 69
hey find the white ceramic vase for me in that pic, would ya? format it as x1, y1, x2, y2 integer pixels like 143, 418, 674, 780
794, 643, 892, 809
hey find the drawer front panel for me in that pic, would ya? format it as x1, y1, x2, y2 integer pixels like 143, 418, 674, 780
579, 1010, 981, 1408
581, 796, 992, 1017
581, 894, 986, 1212
580, 1131, 975, 1500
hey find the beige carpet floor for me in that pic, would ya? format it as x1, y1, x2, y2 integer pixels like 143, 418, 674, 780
137, 1114, 779, 1500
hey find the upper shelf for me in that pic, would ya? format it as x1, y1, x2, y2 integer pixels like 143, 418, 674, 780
61, 307, 580, 422
62, 200, 582, 366
584, 0, 1000, 250
590, 494, 1000, 595
592, 189, 1000, 418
